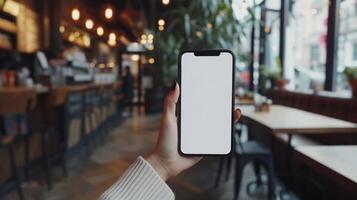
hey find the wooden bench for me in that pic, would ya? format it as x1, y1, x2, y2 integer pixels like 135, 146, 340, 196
295, 145, 357, 199
266, 89, 357, 146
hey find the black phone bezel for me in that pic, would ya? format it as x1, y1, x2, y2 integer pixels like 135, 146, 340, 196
177, 49, 236, 156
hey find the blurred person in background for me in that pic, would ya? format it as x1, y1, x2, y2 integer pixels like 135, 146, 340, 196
122, 66, 134, 116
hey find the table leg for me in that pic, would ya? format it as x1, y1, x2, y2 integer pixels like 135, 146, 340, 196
277, 134, 297, 200
270, 135, 276, 167
287, 134, 293, 185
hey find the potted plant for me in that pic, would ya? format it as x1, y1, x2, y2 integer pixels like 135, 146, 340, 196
154, 0, 251, 87
276, 79, 290, 90
344, 67, 357, 98
274, 57, 290, 90
261, 57, 289, 90
146, 0, 251, 113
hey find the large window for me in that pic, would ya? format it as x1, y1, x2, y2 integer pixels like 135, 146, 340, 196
264, 10, 280, 75
353, 42, 357, 61
232, 0, 262, 89
285, 0, 329, 91
336, 0, 357, 94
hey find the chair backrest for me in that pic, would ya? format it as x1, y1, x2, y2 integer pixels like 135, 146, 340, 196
0, 87, 36, 115
49, 86, 69, 106
0, 87, 36, 137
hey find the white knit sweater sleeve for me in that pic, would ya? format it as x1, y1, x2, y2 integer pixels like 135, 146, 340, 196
99, 156, 175, 200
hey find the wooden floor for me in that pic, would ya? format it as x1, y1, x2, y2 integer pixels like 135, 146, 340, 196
3, 111, 296, 200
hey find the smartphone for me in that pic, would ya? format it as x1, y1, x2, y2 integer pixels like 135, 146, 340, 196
178, 50, 235, 156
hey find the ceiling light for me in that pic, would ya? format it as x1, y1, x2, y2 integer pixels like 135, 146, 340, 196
158, 19, 165, 26
83, 35, 91, 47
108, 39, 116, 46
108, 62, 115, 68
99, 63, 105, 69
158, 25, 164, 31
85, 19, 94, 29
105, 7, 113, 19
109, 32, 116, 41
148, 34, 154, 40
59, 25, 65, 33
140, 39, 146, 44
162, 0, 170, 5
131, 54, 140, 61
148, 58, 155, 64
141, 34, 147, 40
72, 8, 80, 21
68, 34, 75, 42
97, 26, 104, 36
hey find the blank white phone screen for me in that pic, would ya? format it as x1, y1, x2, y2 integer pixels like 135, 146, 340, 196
180, 52, 233, 155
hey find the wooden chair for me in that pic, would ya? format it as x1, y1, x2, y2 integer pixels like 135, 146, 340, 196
0, 87, 36, 200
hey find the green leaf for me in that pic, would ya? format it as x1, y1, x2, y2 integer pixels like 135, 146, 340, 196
154, 0, 253, 86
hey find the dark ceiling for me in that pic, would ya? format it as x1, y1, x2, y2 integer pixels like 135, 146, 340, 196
71, 0, 169, 42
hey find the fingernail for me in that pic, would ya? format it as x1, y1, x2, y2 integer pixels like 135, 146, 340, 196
170, 80, 177, 91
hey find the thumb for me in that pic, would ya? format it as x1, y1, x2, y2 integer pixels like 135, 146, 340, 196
163, 82, 180, 115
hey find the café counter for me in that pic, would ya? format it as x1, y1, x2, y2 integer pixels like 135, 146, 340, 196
0, 81, 123, 186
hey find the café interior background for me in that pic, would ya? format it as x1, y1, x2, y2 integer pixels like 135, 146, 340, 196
0, 0, 357, 200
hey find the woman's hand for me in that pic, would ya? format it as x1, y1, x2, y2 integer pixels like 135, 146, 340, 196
146, 82, 242, 181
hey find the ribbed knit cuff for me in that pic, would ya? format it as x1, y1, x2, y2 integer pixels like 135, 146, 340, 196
99, 156, 175, 200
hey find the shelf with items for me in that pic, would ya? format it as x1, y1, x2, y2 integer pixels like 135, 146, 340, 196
0, 10, 16, 50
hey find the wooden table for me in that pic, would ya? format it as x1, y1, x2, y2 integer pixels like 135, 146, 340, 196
237, 104, 357, 193
238, 105, 357, 135
235, 98, 255, 105
238, 104, 357, 162
296, 145, 357, 195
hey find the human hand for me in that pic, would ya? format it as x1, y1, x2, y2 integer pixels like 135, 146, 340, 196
146, 82, 242, 181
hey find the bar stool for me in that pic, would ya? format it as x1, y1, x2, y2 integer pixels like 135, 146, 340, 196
61, 88, 85, 175
112, 81, 124, 118
99, 85, 112, 137
83, 86, 97, 155
22, 90, 57, 190
88, 85, 102, 144
47, 86, 85, 176
0, 87, 36, 200
107, 84, 118, 128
